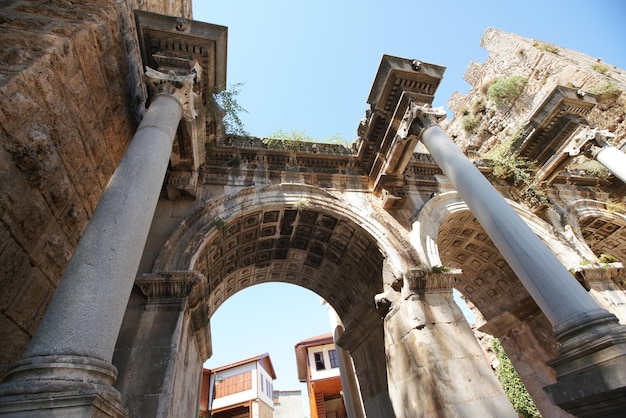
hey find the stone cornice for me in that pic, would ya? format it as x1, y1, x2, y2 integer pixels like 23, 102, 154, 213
136, 271, 205, 303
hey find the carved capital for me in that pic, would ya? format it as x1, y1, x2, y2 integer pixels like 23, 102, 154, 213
397, 101, 447, 141
566, 126, 615, 158
136, 270, 211, 358
405, 268, 460, 293
573, 262, 623, 287
136, 270, 206, 308
145, 62, 202, 121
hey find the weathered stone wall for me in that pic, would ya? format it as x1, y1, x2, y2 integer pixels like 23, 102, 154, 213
444, 27, 626, 156
0, 0, 191, 379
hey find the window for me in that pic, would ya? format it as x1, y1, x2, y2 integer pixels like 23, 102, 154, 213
328, 349, 339, 368
313, 351, 325, 371
214, 371, 252, 398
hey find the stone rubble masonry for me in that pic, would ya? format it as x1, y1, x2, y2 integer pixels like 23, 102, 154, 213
443, 27, 626, 155
0, 0, 192, 378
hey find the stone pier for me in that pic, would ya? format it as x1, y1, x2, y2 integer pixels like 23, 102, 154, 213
328, 306, 366, 418
384, 270, 517, 417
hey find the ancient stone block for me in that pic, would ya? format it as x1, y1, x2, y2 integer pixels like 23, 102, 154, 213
57, 198, 90, 247
5, 266, 53, 334
0, 165, 54, 254
71, 159, 103, 215
0, 227, 33, 312
28, 220, 73, 285
0, 313, 31, 379
0, 76, 44, 136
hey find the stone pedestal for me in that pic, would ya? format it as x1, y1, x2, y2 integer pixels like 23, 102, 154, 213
0, 390, 126, 418
384, 271, 516, 418
113, 271, 210, 418
543, 313, 626, 417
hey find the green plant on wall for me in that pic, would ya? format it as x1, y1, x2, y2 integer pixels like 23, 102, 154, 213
211, 217, 227, 234
567, 156, 610, 180
492, 339, 541, 418
265, 129, 314, 151
588, 80, 620, 102
482, 135, 548, 208
591, 63, 610, 75
606, 199, 626, 214
532, 41, 559, 54
293, 198, 311, 211
487, 75, 528, 106
211, 83, 249, 136
267, 129, 348, 147
461, 113, 482, 132
428, 265, 451, 273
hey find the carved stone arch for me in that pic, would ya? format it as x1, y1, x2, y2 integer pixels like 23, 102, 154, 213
148, 183, 417, 416
155, 183, 419, 281
569, 199, 626, 263
412, 191, 583, 271
566, 199, 626, 324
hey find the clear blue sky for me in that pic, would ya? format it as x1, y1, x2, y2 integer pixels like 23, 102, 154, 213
192, 0, 626, 403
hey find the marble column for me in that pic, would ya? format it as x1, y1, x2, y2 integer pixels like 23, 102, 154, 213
587, 136, 626, 184
402, 102, 626, 416
327, 306, 366, 418
0, 67, 199, 417
384, 270, 517, 418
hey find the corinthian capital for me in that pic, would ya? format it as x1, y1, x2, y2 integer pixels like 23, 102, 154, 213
145, 61, 202, 121
397, 101, 447, 141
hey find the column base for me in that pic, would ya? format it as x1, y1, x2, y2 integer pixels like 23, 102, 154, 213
0, 391, 127, 418
0, 355, 127, 418
544, 311, 626, 417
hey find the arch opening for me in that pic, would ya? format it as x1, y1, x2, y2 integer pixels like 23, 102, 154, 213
192, 206, 386, 325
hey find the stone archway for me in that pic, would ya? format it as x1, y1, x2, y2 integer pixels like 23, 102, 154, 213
412, 192, 585, 418
569, 201, 626, 323
116, 183, 422, 417
575, 203, 626, 262
155, 183, 419, 325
